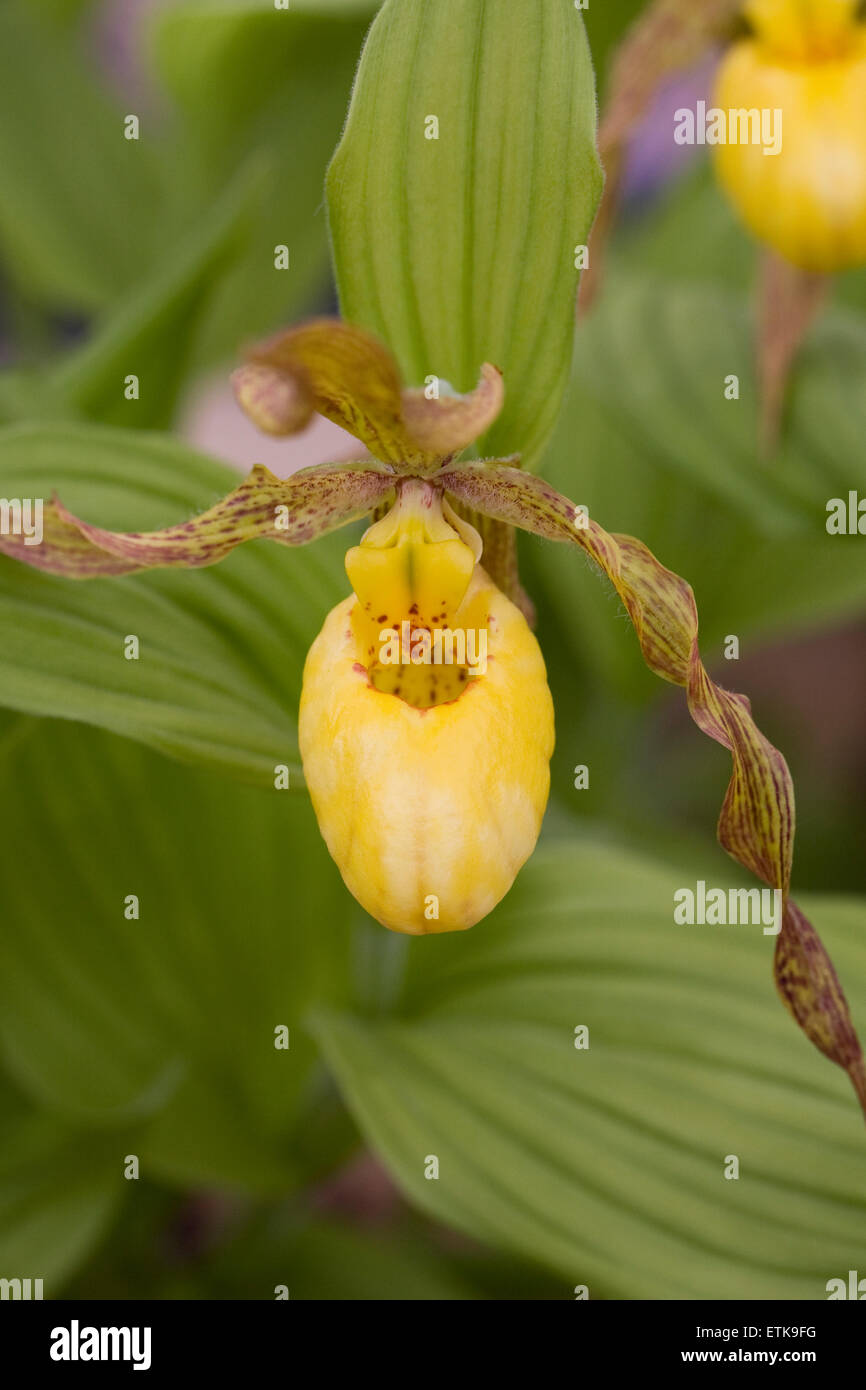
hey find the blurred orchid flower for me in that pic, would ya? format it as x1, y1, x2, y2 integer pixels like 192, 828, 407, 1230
714, 0, 866, 272
586, 0, 866, 447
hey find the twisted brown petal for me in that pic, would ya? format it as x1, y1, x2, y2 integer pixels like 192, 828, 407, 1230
440, 458, 866, 1116
0, 461, 396, 578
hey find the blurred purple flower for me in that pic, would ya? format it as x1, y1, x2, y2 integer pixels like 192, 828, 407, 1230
621, 55, 720, 204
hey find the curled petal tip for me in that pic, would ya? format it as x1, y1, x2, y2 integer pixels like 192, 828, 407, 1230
232, 363, 315, 437
238, 319, 505, 465
242, 318, 414, 464
402, 363, 505, 458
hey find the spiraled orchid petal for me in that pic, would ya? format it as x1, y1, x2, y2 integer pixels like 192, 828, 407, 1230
231, 363, 315, 437
439, 457, 866, 1116
0, 461, 396, 578
401, 363, 504, 458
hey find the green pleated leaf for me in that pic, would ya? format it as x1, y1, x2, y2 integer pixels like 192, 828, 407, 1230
327, 0, 603, 470
527, 277, 866, 704
315, 841, 866, 1300
45, 164, 263, 430
0, 2, 166, 310
0, 718, 353, 1191
570, 275, 831, 529
0, 423, 348, 781
149, 0, 375, 367
0, 1078, 125, 1291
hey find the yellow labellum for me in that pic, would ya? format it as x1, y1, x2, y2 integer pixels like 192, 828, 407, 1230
713, 0, 866, 271
299, 483, 554, 935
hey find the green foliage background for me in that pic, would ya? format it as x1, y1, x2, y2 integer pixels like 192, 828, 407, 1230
0, 0, 864, 1300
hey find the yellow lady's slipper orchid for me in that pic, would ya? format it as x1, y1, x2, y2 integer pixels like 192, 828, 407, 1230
713, 0, 866, 271
587, 0, 866, 446
300, 479, 553, 934
1, 316, 864, 1113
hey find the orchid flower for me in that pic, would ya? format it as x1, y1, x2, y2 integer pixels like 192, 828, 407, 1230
596, 0, 866, 274
1, 308, 864, 1115
586, 0, 866, 446
714, 0, 866, 273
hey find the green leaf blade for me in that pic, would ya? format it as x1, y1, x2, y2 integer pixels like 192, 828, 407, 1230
315, 842, 866, 1300
0, 3, 167, 310
0, 719, 354, 1190
0, 423, 349, 781
327, 0, 603, 469
0, 1079, 126, 1290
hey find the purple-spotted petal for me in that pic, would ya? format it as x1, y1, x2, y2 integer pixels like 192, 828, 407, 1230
440, 458, 866, 1117
0, 461, 396, 578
